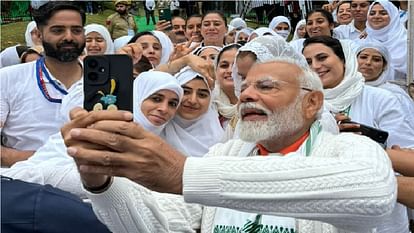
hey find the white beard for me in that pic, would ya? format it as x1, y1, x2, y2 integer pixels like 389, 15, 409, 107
238, 96, 304, 142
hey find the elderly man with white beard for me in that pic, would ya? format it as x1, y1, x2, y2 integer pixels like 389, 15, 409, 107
65, 58, 397, 232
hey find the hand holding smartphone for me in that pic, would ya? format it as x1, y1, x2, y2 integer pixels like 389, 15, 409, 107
340, 120, 389, 146
83, 55, 134, 112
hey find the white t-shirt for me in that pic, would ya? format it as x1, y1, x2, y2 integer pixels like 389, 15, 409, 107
0, 60, 82, 151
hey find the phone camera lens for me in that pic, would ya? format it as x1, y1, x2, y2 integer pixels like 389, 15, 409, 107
88, 59, 98, 69
88, 72, 98, 81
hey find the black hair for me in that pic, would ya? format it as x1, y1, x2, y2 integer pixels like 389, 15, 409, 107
336, 0, 352, 12
305, 9, 334, 36
128, 31, 159, 44
172, 15, 186, 21
303, 36, 346, 64
216, 43, 241, 66
15, 45, 29, 58
32, 1, 86, 28
187, 14, 202, 22
202, 10, 227, 27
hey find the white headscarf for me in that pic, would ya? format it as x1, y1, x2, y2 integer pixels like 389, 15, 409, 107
323, 40, 364, 113
234, 28, 253, 43
133, 71, 183, 135
365, 0, 407, 75
161, 67, 224, 157
229, 17, 247, 29
292, 19, 306, 41
25, 21, 38, 47
356, 42, 394, 86
268, 16, 292, 40
152, 30, 174, 65
248, 27, 279, 41
84, 24, 115, 55
113, 35, 133, 52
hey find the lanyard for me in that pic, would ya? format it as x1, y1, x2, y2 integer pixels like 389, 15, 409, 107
36, 57, 68, 103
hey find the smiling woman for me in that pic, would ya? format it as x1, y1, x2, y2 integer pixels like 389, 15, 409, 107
84, 24, 114, 55
161, 67, 224, 157
201, 11, 227, 47
133, 71, 183, 135
365, 0, 407, 78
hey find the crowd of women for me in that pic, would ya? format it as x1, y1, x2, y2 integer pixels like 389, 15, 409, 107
1, 0, 414, 232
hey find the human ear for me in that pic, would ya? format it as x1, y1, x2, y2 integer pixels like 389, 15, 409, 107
302, 91, 324, 120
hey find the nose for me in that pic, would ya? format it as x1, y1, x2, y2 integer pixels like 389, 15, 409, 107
146, 46, 154, 54
225, 64, 233, 74
187, 92, 198, 104
239, 84, 259, 103
63, 29, 75, 42
310, 60, 322, 71
90, 39, 97, 46
157, 101, 169, 113
365, 57, 372, 65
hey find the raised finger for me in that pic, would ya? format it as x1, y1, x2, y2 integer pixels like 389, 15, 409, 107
185, 36, 194, 48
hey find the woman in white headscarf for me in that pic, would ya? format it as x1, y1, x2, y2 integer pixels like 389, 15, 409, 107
162, 67, 224, 157
84, 24, 115, 55
128, 31, 172, 67
226, 17, 248, 45
291, 19, 306, 41
234, 28, 253, 45
303, 36, 414, 150
364, 0, 407, 78
25, 21, 42, 47
152, 30, 173, 65
211, 43, 241, 139
356, 42, 414, 124
268, 16, 291, 41
133, 71, 183, 134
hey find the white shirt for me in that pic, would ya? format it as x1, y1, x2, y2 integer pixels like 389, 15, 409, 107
145, 0, 155, 11
0, 60, 82, 151
334, 23, 364, 42
349, 85, 414, 148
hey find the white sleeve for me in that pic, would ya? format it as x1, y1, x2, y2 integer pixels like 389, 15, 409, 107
373, 91, 414, 148
0, 132, 86, 198
183, 135, 397, 232
87, 177, 202, 233
0, 70, 10, 127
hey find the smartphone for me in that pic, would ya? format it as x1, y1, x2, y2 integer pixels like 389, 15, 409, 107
83, 54, 133, 112
340, 120, 389, 145
158, 8, 171, 22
